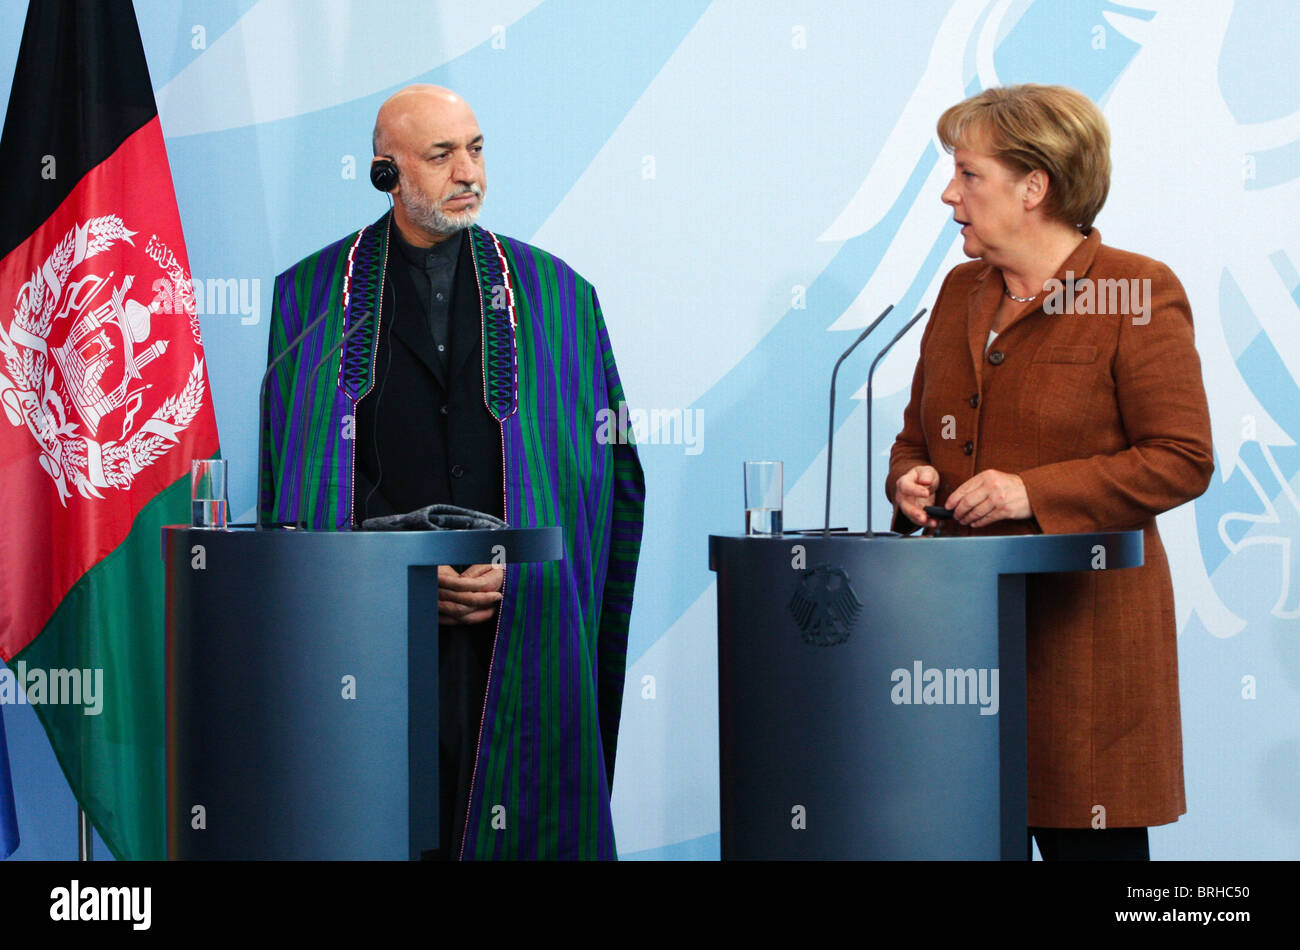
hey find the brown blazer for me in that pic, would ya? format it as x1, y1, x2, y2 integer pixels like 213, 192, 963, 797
886, 229, 1213, 828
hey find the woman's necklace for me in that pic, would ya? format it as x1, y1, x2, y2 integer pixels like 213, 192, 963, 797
1003, 283, 1039, 303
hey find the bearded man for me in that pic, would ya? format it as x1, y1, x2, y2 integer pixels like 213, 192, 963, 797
259, 85, 645, 860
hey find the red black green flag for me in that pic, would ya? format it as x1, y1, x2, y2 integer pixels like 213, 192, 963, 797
0, 0, 219, 859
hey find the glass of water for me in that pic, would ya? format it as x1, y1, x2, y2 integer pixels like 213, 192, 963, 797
191, 459, 229, 528
744, 460, 783, 536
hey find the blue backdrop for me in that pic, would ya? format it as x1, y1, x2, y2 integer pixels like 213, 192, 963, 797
2, 0, 1297, 860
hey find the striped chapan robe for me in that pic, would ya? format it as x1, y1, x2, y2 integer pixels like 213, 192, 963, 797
260, 214, 645, 859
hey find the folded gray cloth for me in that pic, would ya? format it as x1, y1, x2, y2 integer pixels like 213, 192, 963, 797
361, 503, 507, 531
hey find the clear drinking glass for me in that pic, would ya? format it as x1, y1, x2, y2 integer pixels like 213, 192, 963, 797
744, 460, 783, 536
191, 459, 229, 528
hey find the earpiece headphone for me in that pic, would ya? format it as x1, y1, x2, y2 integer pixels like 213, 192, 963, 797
370, 154, 399, 192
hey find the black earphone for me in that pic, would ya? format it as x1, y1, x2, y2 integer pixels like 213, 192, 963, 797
370, 154, 399, 192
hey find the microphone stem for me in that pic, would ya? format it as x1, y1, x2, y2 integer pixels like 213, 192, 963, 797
824, 305, 893, 536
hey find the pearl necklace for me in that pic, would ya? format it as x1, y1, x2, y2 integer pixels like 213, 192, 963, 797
1003, 284, 1039, 303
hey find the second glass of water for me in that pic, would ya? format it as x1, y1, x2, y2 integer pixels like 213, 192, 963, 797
744, 460, 783, 536
191, 459, 229, 529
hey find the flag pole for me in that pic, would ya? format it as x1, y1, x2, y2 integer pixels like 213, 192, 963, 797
78, 806, 92, 860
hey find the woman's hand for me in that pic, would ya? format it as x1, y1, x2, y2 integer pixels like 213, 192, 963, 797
896, 465, 941, 528
946, 469, 1032, 528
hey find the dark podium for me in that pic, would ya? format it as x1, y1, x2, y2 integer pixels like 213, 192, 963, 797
709, 530, 1143, 860
163, 525, 562, 860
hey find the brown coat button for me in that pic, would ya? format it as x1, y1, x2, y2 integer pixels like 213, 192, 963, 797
988, 350, 1005, 365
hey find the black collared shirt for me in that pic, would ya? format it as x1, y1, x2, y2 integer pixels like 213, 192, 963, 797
391, 224, 461, 372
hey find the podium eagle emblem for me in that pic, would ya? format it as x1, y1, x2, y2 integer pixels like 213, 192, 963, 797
788, 564, 862, 646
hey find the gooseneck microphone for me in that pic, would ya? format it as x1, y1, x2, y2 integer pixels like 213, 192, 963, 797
824, 305, 894, 536
256, 306, 335, 528
865, 307, 928, 538
293, 313, 381, 529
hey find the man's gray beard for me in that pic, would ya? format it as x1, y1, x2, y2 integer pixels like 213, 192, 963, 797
401, 186, 483, 236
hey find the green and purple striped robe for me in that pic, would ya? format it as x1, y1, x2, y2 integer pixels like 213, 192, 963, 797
261, 215, 645, 859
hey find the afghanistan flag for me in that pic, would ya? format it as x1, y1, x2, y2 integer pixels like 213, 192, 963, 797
0, 1, 219, 859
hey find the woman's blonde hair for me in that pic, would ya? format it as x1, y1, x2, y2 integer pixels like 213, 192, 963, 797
937, 84, 1111, 229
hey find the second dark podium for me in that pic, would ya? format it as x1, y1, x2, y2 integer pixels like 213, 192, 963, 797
709, 530, 1143, 860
